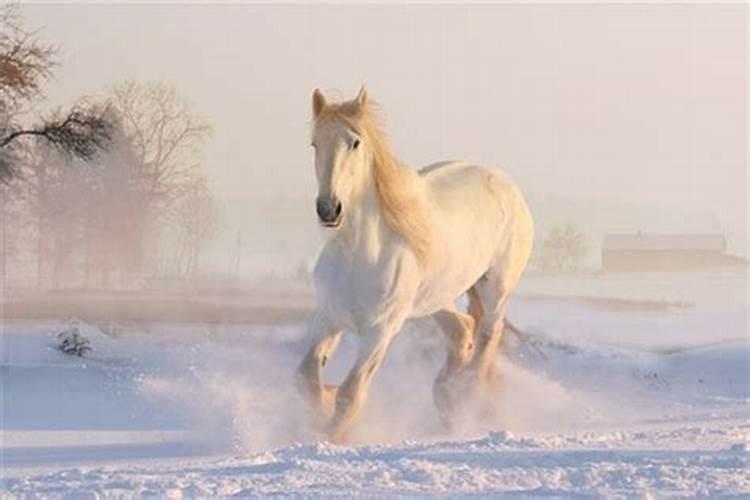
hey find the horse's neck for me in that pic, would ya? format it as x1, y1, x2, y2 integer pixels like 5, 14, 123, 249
337, 158, 422, 262
336, 176, 386, 258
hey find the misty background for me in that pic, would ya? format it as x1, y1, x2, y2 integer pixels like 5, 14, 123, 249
10, 3, 748, 280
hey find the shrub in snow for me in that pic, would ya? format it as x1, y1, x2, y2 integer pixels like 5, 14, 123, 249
97, 321, 123, 337
57, 321, 92, 357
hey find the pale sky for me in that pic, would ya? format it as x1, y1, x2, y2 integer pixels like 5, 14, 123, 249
21, 3, 748, 267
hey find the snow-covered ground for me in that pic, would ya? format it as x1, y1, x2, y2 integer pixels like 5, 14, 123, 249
1, 272, 748, 498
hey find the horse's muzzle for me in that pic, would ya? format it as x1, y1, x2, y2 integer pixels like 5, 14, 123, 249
316, 196, 342, 227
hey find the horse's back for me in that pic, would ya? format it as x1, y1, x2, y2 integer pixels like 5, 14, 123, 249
420, 159, 534, 281
418, 160, 465, 176
419, 160, 524, 210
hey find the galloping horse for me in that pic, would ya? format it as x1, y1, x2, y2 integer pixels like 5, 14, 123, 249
297, 87, 534, 443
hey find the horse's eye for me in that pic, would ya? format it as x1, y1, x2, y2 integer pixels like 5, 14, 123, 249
351, 138, 360, 151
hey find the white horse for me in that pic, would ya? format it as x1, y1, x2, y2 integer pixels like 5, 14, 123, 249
297, 87, 534, 443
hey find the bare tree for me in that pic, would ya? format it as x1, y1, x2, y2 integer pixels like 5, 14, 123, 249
0, 173, 25, 286
6, 109, 144, 290
537, 223, 588, 273
105, 81, 212, 280
165, 177, 218, 277
108, 81, 210, 205
2, 76, 212, 289
0, 4, 111, 179
0, 4, 54, 109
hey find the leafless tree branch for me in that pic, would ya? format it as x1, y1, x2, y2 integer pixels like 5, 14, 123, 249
1, 107, 112, 157
0, 4, 112, 180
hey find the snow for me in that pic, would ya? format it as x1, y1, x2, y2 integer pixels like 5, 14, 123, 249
5, 424, 749, 498
1, 272, 749, 498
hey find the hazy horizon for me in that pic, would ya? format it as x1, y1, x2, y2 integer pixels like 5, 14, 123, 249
20, 3, 748, 275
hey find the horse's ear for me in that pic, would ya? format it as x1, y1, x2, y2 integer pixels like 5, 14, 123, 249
355, 85, 368, 107
312, 88, 326, 117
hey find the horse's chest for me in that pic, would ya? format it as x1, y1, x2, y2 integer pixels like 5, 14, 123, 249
313, 245, 417, 328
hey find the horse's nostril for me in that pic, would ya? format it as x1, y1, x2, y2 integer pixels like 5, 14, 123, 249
316, 199, 327, 220
316, 197, 341, 223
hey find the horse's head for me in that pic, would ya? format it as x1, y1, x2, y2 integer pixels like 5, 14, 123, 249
310, 86, 371, 229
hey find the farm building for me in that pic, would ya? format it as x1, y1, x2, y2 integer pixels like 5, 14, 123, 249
601, 233, 743, 271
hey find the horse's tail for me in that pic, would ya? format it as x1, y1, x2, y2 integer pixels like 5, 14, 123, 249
503, 319, 548, 361
504, 318, 524, 337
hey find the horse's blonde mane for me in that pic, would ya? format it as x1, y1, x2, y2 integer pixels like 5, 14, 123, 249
315, 100, 431, 263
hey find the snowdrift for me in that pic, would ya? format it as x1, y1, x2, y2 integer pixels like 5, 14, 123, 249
1, 295, 748, 497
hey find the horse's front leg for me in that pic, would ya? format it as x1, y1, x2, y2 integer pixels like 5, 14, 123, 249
296, 311, 342, 424
325, 324, 399, 444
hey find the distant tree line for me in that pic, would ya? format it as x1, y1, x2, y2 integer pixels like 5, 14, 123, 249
535, 223, 588, 273
0, 5, 218, 289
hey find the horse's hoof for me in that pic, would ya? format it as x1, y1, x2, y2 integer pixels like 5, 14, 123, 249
433, 370, 473, 425
436, 407, 456, 433
324, 422, 350, 445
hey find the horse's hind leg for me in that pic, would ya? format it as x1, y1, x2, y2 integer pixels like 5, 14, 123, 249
471, 271, 514, 390
432, 304, 476, 426
296, 312, 343, 424
467, 286, 484, 331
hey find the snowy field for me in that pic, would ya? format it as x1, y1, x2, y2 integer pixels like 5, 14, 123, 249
1, 272, 749, 498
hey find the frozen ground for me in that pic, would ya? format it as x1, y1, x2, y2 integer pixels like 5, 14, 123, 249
1, 273, 749, 498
